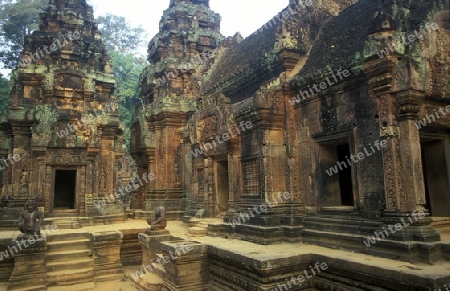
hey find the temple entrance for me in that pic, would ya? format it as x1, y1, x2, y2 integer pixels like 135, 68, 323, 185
319, 141, 355, 207
420, 139, 450, 217
54, 170, 77, 209
215, 160, 229, 213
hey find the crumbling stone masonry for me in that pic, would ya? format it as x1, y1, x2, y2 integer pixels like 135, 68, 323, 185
0, 0, 126, 218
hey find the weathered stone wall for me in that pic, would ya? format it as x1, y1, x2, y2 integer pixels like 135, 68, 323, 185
0, 0, 126, 217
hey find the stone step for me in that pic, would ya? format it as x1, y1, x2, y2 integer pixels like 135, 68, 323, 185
48, 218, 82, 230
49, 211, 79, 218
46, 232, 90, 242
47, 267, 94, 286
46, 258, 93, 272
46, 249, 92, 261
187, 218, 209, 227
47, 282, 96, 291
188, 226, 208, 236
129, 271, 163, 291
7, 285, 46, 291
47, 239, 91, 252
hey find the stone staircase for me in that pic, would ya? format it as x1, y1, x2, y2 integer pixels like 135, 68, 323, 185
47, 218, 81, 230
187, 218, 208, 236
46, 233, 95, 291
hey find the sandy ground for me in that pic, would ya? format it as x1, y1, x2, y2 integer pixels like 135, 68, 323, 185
0, 218, 450, 290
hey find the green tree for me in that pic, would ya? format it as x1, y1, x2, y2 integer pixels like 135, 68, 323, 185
97, 14, 146, 54
0, 0, 48, 69
110, 50, 146, 146
97, 14, 147, 151
0, 73, 10, 112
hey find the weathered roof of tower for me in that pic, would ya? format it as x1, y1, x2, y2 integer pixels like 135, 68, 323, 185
170, 0, 209, 8
291, 0, 379, 85
201, 23, 282, 103
201, 0, 357, 103
291, 0, 450, 97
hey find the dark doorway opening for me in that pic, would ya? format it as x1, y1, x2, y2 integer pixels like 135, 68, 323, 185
54, 170, 76, 209
336, 144, 354, 206
421, 140, 450, 217
215, 160, 229, 213
320, 141, 355, 207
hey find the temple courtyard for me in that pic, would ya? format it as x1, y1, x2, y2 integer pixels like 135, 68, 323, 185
0, 217, 449, 290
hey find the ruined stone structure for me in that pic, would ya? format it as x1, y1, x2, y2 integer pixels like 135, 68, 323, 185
0, 0, 449, 290
132, 0, 450, 260
0, 0, 125, 218
131, 0, 222, 218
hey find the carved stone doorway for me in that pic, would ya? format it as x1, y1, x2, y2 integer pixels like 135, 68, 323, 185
421, 139, 450, 217
53, 169, 77, 210
215, 160, 229, 214
319, 141, 355, 207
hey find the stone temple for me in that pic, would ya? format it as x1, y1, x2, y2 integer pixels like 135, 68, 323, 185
1, 0, 450, 290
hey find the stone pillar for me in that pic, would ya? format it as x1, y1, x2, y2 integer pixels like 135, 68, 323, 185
86, 157, 94, 195
380, 90, 440, 243
396, 90, 427, 209
90, 231, 124, 282
138, 229, 171, 265
223, 150, 240, 223
78, 165, 86, 216
365, 64, 440, 243
161, 240, 209, 291
37, 157, 46, 199
8, 234, 46, 291
146, 148, 155, 201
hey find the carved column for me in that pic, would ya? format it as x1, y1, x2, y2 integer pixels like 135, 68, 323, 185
37, 156, 46, 199
365, 60, 440, 243
86, 157, 94, 195
206, 157, 214, 216
396, 90, 427, 210
44, 165, 52, 216
223, 149, 240, 222
146, 148, 155, 201
79, 165, 86, 216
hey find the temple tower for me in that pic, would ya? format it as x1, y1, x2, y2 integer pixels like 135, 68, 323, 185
131, 0, 222, 215
0, 0, 125, 217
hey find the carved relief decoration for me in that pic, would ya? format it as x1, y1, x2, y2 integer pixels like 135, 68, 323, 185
46, 149, 87, 165
32, 105, 59, 146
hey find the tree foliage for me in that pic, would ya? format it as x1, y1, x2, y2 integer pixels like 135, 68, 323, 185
0, 73, 10, 112
109, 50, 146, 149
97, 14, 147, 151
97, 14, 146, 54
0, 0, 48, 69
0, 1, 147, 151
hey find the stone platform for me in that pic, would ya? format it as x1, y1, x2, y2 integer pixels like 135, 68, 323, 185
0, 219, 449, 290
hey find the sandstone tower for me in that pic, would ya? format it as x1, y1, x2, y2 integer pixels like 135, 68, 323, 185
131, 0, 222, 216
0, 0, 125, 217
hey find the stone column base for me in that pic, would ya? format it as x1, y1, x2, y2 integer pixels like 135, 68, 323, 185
383, 210, 441, 242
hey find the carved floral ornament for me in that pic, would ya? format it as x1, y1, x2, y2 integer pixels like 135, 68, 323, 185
46, 150, 87, 165
190, 105, 224, 143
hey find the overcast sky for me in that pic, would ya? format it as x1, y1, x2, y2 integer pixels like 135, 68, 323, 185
0, 0, 289, 76
90, 0, 289, 40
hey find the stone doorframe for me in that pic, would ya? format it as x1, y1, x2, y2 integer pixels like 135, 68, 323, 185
49, 166, 80, 213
